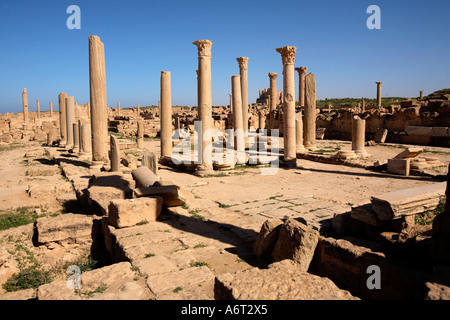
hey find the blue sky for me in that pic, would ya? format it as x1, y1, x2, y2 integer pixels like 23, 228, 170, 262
0, 0, 449, 114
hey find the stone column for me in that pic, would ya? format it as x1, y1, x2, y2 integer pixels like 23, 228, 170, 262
160, 71, 172, 160
36, 99, 40, 119
276, 46, 297, 166
47, 127, 57, 146
419, 90, 424, 100
89, 35, 109, 166
49, 102, 53, 118
362, 97, 366, 113
65, 96, 76, 149
59, 92, 68, 144
231, 75, 245, 164
136, 118, 144, 149
109, 135, 120, 172
237, 57, 249, 133
72, 122, 80, 153
295, 67, 307, 107
137, 103, 140, 117
376, 82, 383, 109
304, 73, 317, 151
352, 115, 369, 157
117, 101, 121, 116
268, 73, 278, 112
22, 88, 29, 123
259, 110, 266, 131
193, 39, 214, 173
295, 112, 306, 153
80, 121, 92, 156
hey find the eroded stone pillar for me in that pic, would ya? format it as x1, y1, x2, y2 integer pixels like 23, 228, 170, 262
276, 46, 297, 165
362, 97, 366, 113
22, 88, 29, 123
73, 122, 80, 153
295, 112, 306, 153
65, 96, 75, 149
49, 102, 53, 118
232, 75, 245, 165
109, 135, 120, 172
420, 90, 424, 100
268, 73, 278, 112
89, 35, 109, 166
193, 39, 214, 173
117, 101, 121, 116
160, 71, 172, 159
295, 67, 307, 107
304, 73, 317, 151
36, 99, 40, 119
237, 57, 249, 133
259, 110, 266, 131
352, 115, 369, 157
376, 82, 383, 109
136, 118, 144, 149
59, 92, 68, 144
80, 120, 92, 156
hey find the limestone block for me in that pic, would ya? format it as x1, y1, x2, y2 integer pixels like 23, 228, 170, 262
215, 259, 358, 300
271, 219, 319, 271
35, 213, 94, 245
387, 158, 410, 176
405, 126, 432, 136
108, 197, 163, 228
134, 185, 187, 207
253, 218, 283, 258
131, 166, 161, 188
430, 127, 449, 137
0, 288, 35, 300
374, 128, 388, 143
393, 147, 423, 159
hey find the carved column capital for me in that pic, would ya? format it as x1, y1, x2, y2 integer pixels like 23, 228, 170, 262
193, 40, 213, 58
276, 46, 297, 65
236, 57, 249, 70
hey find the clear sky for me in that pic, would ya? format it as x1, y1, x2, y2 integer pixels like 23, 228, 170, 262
0, 0, 449, 114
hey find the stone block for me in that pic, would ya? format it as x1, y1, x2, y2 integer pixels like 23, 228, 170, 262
108, 197, 163, 228
387, 158, 410, 176
134, 185, 187, 207
271, 219, 319, 271
253, 218, 283, 258
393, 147, 423, 159
431, 127, 449, 137
215, 259, 358, 300
374, 128, 388, 143
131, 166, 161, 188
405, 126, 432, 136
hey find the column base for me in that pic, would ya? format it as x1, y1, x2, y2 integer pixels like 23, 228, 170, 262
296, 145, 308, 153
354, 150, 370, 158
194, 165, 215, 177
89, 160, 104, 170
304, 144, 317, 151
282, 158, 297, 168
334, 150, 357, 159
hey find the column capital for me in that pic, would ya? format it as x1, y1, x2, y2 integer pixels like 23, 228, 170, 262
276, 46, 297, 65
375, 81, 383, 85
268, 72, 278, 80
193, 40, 213, 58
236, 57, 249, 70
23, 88, 27, 93
295, 66, 308, 75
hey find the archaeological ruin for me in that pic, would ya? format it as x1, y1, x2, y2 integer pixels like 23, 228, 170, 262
0, 33, 449, 303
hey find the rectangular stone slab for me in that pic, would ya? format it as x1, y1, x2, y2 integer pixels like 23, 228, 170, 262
134, 185, 186, 207
393, 147, 423, 159
370, 182, 446, 220
387, 158, 410, 176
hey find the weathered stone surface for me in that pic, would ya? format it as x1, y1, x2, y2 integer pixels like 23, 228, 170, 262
350, 203, 379, 226
387, 158, 410, 176
131, 166, 161, 188
108, 197, 163, 228
26, 165, 60, 177
35, 213, 94, 245
405, 126, 432, 137
134, 185, 187, 207
37, 261, 152, 300
271, 219, 319, 271
393, 147, 423, 159
0, 288, 35, 300
253, 218, 283, 258
371, 182, 446, 220
374, 128, 388, 143
215, 259, 358, 300
424, 282, 450, 300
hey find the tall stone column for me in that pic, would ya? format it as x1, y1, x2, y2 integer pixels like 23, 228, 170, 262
276, 46, 297, 166
236, 57, 249, 133
376, 82, 383, 109
362, 97, 366, 113
36, 99, 40, 119
65, 96, 76, 149
259, 110, 266, 131
49, 102, 53, 118
59, 92, 68, 144
295, 112, 306, 153
295, 67, 307, 107
137, 103, 140, 117
419, 90, 424, 100
89, 35, 109, 167
304, 73, 317, 151
136, 118, 144, 149
117, 101, 121, 116
160, 71, 172, 159
231, 75, 245, 164
352, 115, 369, 157
193, 39, 214, 174
22, 88, 29, 123
109, 135, 120, 172
72, 122, 80, 153
268, 73, 278, 112
80, 120, 92, 156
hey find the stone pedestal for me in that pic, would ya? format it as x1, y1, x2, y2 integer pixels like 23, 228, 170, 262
160, 71, 172, 159
303, 73, 317, 151
89, 35, 109, 165
351, 115, 369, 157
237, 57, 249, 133
276, 46, 297, 167
232, 75, 245, 165
193, 39, 214, 174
